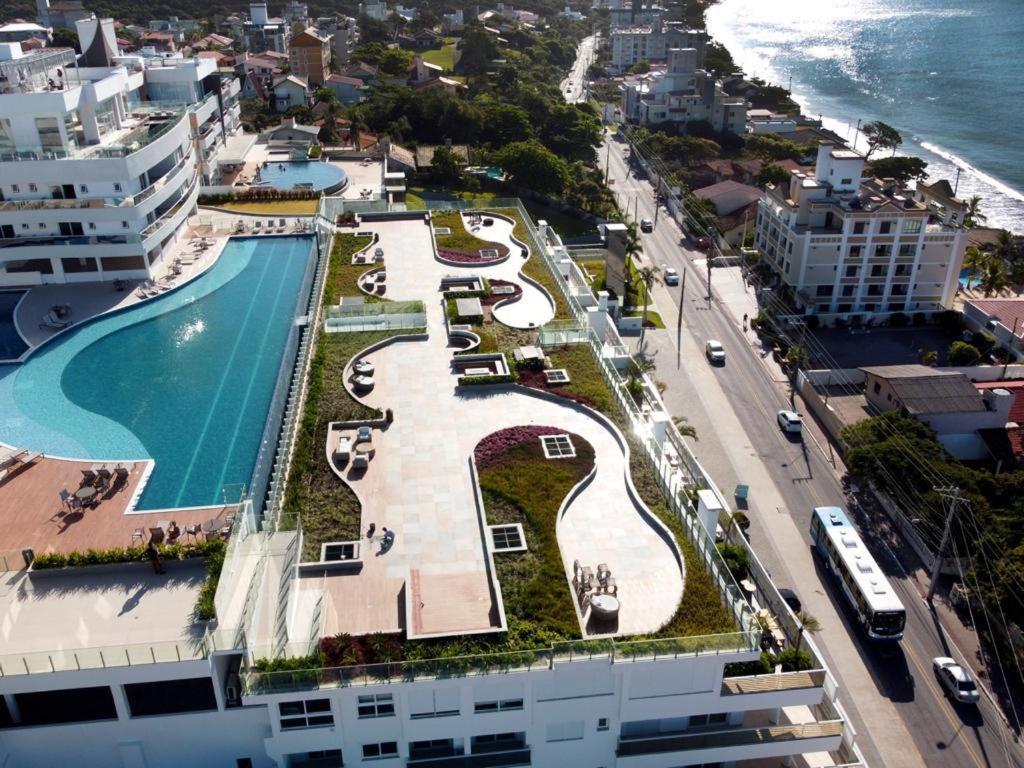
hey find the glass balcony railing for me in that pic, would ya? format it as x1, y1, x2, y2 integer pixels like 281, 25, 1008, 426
0, 113, 187, 162
140, 174, 198, 239
407, 749, 532, 768
616, 721, 844, 757
241, 632, 760, 696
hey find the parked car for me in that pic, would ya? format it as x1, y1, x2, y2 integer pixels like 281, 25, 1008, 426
776, 410, 803, 434
640, 218, 654, 233
778, 588, 802, 613
705, 340, 725, 364
663, 266, 679, 286
696, 236, 713, 252
932, 657, 981, 704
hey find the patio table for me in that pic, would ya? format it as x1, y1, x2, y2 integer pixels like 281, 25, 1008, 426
591, 594, 620, 621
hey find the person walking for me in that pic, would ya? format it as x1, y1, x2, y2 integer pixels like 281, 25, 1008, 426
146, 541, 166, 575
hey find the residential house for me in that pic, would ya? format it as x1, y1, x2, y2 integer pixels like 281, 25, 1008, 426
442, 9, 465, 32
323, 73, 365, 104
34, 0, 90, 32
338, 60, 379, 84
963, 298, 1024, 359
282, 0, 309, 24
408, 54, 443, 85
386, 141, 416, 173
270, 74, 308, 111
413, 75, 468, 96
359, 0, 388, 21
913, 179, 969, 229
693, 180, 763, 244
263, 116, 319, 146
288, 27, 330, 86
621, 48, 747, 133
193, 33, 234, 51
140, 31, 177, 53
861, 365, 1014, 459
0, 22, 51, 45
320, 16, 357, 65
755, 143, 969, 323
747, 108, 797, 134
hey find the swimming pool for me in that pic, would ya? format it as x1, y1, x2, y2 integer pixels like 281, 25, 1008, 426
0, 291, 28, 361
257, 160, 347, 192
0, 236, 315, 510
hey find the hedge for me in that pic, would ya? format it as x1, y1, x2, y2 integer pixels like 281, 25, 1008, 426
31, 537, 225, 570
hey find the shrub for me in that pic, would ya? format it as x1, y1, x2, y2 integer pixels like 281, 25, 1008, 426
724, 652, 773, 677
774, 646, 814, 671
308, 145, 322, 159
473, 425, 567, 469
947, 340, 981, 366
970, 330, 997, 354
934, 309, 962, 333
716, 542, 749, 581
457, 373, 515, 386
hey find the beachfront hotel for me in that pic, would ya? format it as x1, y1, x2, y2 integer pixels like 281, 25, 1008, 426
0, 31, 864, 768
754, 143, 969, 324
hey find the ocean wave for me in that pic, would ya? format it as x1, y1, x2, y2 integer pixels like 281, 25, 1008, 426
919, 141, 1024, 205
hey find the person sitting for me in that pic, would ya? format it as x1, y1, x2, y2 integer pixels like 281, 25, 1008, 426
166, 521, 181, 542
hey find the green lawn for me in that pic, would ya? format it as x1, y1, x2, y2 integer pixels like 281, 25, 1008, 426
578, 258, 606, 290
624, 308, 666, 328
432, 210, 507, 255
215, 200, 320, 215
420, 43, 457, 71
324, 233, 383, 303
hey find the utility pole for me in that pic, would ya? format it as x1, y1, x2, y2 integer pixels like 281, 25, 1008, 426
677, 270, 686, 340
706, 250, 713, 306
927, 488, 962, 603
953, 166, 962, 196
852, 118, 862, 153
604, 140, 611, 185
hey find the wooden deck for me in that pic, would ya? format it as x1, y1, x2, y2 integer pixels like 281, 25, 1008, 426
0, 455, 234, 570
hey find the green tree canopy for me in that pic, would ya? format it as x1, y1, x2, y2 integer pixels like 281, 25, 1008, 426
947, 340, 981, 366
862, 120, 902, 159
755, 163, 791, 188
429, 145, 462, 184
497, 139, 571, 195
868, 155, 928, 185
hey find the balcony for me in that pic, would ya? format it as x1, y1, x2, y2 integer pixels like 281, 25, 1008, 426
140, 174, 198, 244
721, 669, 826, 695
407, 749, 531, 768
0, 113, 186, 163
616, 721, 843, 758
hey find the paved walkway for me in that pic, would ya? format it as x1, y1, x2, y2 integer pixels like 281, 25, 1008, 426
310, 216, 682, 639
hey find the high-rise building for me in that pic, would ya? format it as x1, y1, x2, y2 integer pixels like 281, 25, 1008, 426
0, 31, 241, 288
288, 27, 330, 86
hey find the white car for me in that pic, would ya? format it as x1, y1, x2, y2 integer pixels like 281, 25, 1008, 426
663, 266, 679, 286
932, 657, 980, 704
777, 410, 803, 434
705, 340, 725, 364
640, 218, 654, 233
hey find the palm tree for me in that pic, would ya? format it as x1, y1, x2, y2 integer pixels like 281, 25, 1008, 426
673, 415, 698, 441
979, 257, 1010, 297
964, 195, 987, 228
961, 245, 988, 290
794, 610, 822, 656
625, 356, 656, 403
635, 264, 661, 348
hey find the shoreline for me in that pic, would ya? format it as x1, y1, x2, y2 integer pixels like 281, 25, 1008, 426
703, 0, 1024, 233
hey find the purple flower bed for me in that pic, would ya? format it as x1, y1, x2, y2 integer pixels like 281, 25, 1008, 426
437, 248, 508, 264
474, 425, 566, 470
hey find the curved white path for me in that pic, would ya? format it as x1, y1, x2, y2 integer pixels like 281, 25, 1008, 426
316, 217, 681, 638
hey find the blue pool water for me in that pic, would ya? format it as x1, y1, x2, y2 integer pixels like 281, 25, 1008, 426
0, 291, 28, 361
257, 160, 347, 192
0, 236, 314, 509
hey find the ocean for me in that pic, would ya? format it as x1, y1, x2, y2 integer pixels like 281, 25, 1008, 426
705, 0, 1024, 232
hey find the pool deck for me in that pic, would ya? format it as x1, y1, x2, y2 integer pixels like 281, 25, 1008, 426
14, 232, 226, 353
0, 449, 235, 568
304, 215, 683, 640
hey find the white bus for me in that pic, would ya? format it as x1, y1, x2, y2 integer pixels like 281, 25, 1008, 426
810, 506, 906, 641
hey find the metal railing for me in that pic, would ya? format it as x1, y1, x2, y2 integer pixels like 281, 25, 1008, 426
721, 669, 826, 695
0, 637, 211, 677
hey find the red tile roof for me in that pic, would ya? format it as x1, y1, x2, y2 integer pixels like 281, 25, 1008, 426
965, 299, 1024, 339
975, 380, 1024, 423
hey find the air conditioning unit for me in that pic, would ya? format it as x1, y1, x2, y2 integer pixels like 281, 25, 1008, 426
225, 673, 241, 705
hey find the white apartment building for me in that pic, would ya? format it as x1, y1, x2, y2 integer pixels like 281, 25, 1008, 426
609, 19, 706, 72
0, 212, 866, 768
755, 143, 968, 323
621, 48, 748, 134
0, 21, 242, 288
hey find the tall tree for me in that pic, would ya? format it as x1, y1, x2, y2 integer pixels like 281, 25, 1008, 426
862, 120, 902, 159
794, 610, 822, 655
961, 245, 988, 290
867, 156, 928, 185
634, 264, 661, 349
496, 140, 570, 196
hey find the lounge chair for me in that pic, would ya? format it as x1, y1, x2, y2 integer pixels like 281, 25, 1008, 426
39, 310, 71, 330
80, 469, 97, 486
352, 454, 369, 470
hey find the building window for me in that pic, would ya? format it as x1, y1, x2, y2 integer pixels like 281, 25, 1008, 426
597, 718, 610, 731
122, 221, 129, 228
473, 733, 525, 753
898, 244, 915, 258
362, 742, 398, 760
874, 245, 891, 259
278, 699, 333, 730
357, 694, 394, 719
903, 219, 922, 234
79, 184, 88, 194
853, 222, 866, 234
870, 264, 887, 277
688, 713, 728, 728
28, 183, 37, 192
11, 185, 19, 193
894, 264, 910, 276
840, 178, 852, 185
114, 183, 122, 192
815, 285, 833, 297
879, 221, 892, 234
849, 245, 862, 259
408, 690, 460, 719
842, 285, 855, 297
845, 265, 858, 277
546, 721, 584, 742
88, 222, 96, 230
475, 699, 524, 713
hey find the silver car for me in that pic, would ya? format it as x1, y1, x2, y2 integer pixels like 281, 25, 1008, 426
705, 340, 725, 364
933, 657, 980, 704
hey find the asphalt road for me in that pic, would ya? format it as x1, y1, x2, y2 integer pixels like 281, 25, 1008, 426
601, 131, 1024, 768
559, 34, 596, 104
